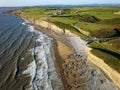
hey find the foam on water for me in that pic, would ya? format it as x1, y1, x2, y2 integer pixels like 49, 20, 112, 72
23, 60, 36, 83
23, 25, 63, 90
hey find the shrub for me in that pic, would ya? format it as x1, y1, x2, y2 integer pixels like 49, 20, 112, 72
91, 28, 120, 38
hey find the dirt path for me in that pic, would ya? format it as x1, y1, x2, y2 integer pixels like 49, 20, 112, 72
87, 47, 120, 90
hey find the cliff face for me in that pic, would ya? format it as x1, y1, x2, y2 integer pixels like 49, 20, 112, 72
9, 11, 77, 37
69, 37, 118, 90
87, 47, 120, 90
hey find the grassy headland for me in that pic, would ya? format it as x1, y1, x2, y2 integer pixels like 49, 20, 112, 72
9, 7, 120, 73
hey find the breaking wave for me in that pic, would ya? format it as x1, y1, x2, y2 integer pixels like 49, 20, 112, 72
23, 23, 63, 90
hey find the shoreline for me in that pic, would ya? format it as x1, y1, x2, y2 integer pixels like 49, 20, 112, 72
23, 18, 75, 90
22, 24, 63, 90
31, 21, 120, 90
33, 24, 75, 90
8, 11, 120, 90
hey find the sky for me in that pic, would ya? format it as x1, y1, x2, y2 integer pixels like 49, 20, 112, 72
0, 0, 120, 7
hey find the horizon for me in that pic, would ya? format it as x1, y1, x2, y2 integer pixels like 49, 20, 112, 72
0, 0, 120, 7
0, 3, 120, 8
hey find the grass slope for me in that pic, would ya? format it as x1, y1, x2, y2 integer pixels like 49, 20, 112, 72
90, 42, 120, 73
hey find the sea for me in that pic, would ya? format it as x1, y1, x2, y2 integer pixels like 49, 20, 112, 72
0, 7, 62, 90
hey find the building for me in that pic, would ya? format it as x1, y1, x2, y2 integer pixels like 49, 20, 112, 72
54, 9, 65, 15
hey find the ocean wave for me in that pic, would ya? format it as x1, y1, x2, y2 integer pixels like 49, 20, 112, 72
23, 25, 63, 90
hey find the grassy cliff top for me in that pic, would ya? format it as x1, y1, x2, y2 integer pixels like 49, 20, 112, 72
14, 7, 120, 36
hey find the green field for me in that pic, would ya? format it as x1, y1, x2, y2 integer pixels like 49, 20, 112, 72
78, 7, 120, 19
90, 42, 120, 73
16, 7, 120, 36
12, 7, 120, 73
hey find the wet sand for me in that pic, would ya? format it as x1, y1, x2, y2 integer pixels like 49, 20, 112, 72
54, 40, 74, 90
33, 24, 75, 90
33, 24, 89, 90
